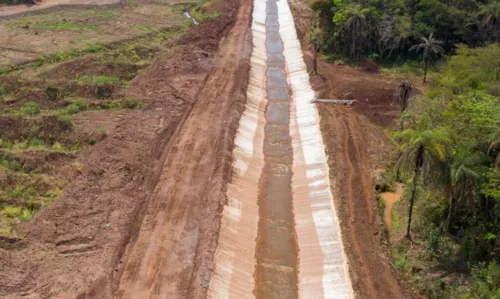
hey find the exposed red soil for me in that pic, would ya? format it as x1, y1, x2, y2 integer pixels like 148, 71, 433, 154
115, 0, 251, 296
290, 0, 418, 298
0, 0, 245, 297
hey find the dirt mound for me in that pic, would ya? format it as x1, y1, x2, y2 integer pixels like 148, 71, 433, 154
355, 60, 380, 73
42, 57, 143, 81
339, 83, 398, 127
0, 115, 72, 142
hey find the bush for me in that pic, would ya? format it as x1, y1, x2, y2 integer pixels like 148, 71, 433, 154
121, 97, 139, 109
29, 138, 44, 148
19, 101, 40, 116
3, 206, 21, 218
97, 127, 107, 138
66, 103, 81, 115
51, 142, 64, 151
88, 137, 96, 145
19, 209, 33, 222
58, 113, 72, 123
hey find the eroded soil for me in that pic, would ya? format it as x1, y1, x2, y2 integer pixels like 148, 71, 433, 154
0, 0, 244, 297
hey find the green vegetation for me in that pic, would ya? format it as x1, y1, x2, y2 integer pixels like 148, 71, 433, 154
389, 44, 500, 298
78, 75, 127, 86
8, 20, 99, 32
18, 101, 40, 116
309, 0, 499, 64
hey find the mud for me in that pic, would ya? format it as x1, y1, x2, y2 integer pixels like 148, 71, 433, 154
381, 183, 404, 233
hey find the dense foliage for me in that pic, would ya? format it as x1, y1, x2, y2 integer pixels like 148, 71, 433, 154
395, 44, 500, 298
310, 0, 500, 59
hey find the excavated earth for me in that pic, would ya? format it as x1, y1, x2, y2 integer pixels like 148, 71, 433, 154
0, 0, 420, 297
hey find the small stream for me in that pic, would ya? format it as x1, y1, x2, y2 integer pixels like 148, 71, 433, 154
183, 10, 198, 25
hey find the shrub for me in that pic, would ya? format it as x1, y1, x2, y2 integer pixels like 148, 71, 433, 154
121, 97, 139, 109
29, 138, 44, 148
51, 142, 64, 151
88, 137, 96, 145
66, 103, 81, 115
19, 101, 40, 116
19, 209, 33, 222
3, 206, 21, 218
97, 127, 107, 138
58, 113, 72, 123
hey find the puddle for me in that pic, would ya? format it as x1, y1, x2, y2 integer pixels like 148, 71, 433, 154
183, 11, 198, 25
380, 183, 404, 233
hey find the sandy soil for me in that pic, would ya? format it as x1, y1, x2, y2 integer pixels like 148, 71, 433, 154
0, 0, 244, 297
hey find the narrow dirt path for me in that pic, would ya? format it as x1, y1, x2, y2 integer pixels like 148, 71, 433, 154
114, 0, 252, 297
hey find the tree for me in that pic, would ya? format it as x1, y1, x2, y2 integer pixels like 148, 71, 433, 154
488, 129, 500, 167
394, 81, 413, 113
478, 2, 500, 42
443, 152, 485, 233
308, 25, 321, 75
409, 33, 445, 83
342, 4, 373, 58
395, 127, 448, 240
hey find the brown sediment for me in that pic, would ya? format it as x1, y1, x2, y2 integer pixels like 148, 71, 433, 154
381, 183, 404, 233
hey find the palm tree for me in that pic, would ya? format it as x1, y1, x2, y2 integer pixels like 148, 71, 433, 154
479, 2, 500, 42
409, 34, 445, 83
394, 81, 413, 114
395, 127, 448, 240
442, 152, 484, 233
345, 4, 369, 59
309, 25, 322, 75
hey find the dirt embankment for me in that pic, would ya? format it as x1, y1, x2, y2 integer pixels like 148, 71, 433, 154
0, 0, 245, 297
289, 0, 417, 298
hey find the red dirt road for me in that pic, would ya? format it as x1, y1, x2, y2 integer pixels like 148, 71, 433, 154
114, 0, 252, 297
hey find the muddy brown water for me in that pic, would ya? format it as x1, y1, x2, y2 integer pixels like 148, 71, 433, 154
380, 183, 404, 233
254, 0, 299, 297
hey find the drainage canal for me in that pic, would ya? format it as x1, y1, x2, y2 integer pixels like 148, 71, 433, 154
253, 0, 299, 297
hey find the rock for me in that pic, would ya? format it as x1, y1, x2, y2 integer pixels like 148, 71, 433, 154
374, 171, 390, 192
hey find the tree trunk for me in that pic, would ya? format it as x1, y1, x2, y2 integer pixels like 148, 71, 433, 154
406, 145, 424, 240
423, 59, 428, 83
313, 40, 318, 75
446, 197, 456, 233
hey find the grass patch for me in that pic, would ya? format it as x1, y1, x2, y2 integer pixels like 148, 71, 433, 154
134, 24, 156, 32
18, 101, 40, 116
78, 75, 126, 86
97, 127, 107, 139
13, 20, 98, 32
0, 26, 184, 75
3, 206, 21, 218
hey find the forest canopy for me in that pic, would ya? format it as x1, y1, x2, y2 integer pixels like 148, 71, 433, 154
310, 0, 500, 59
